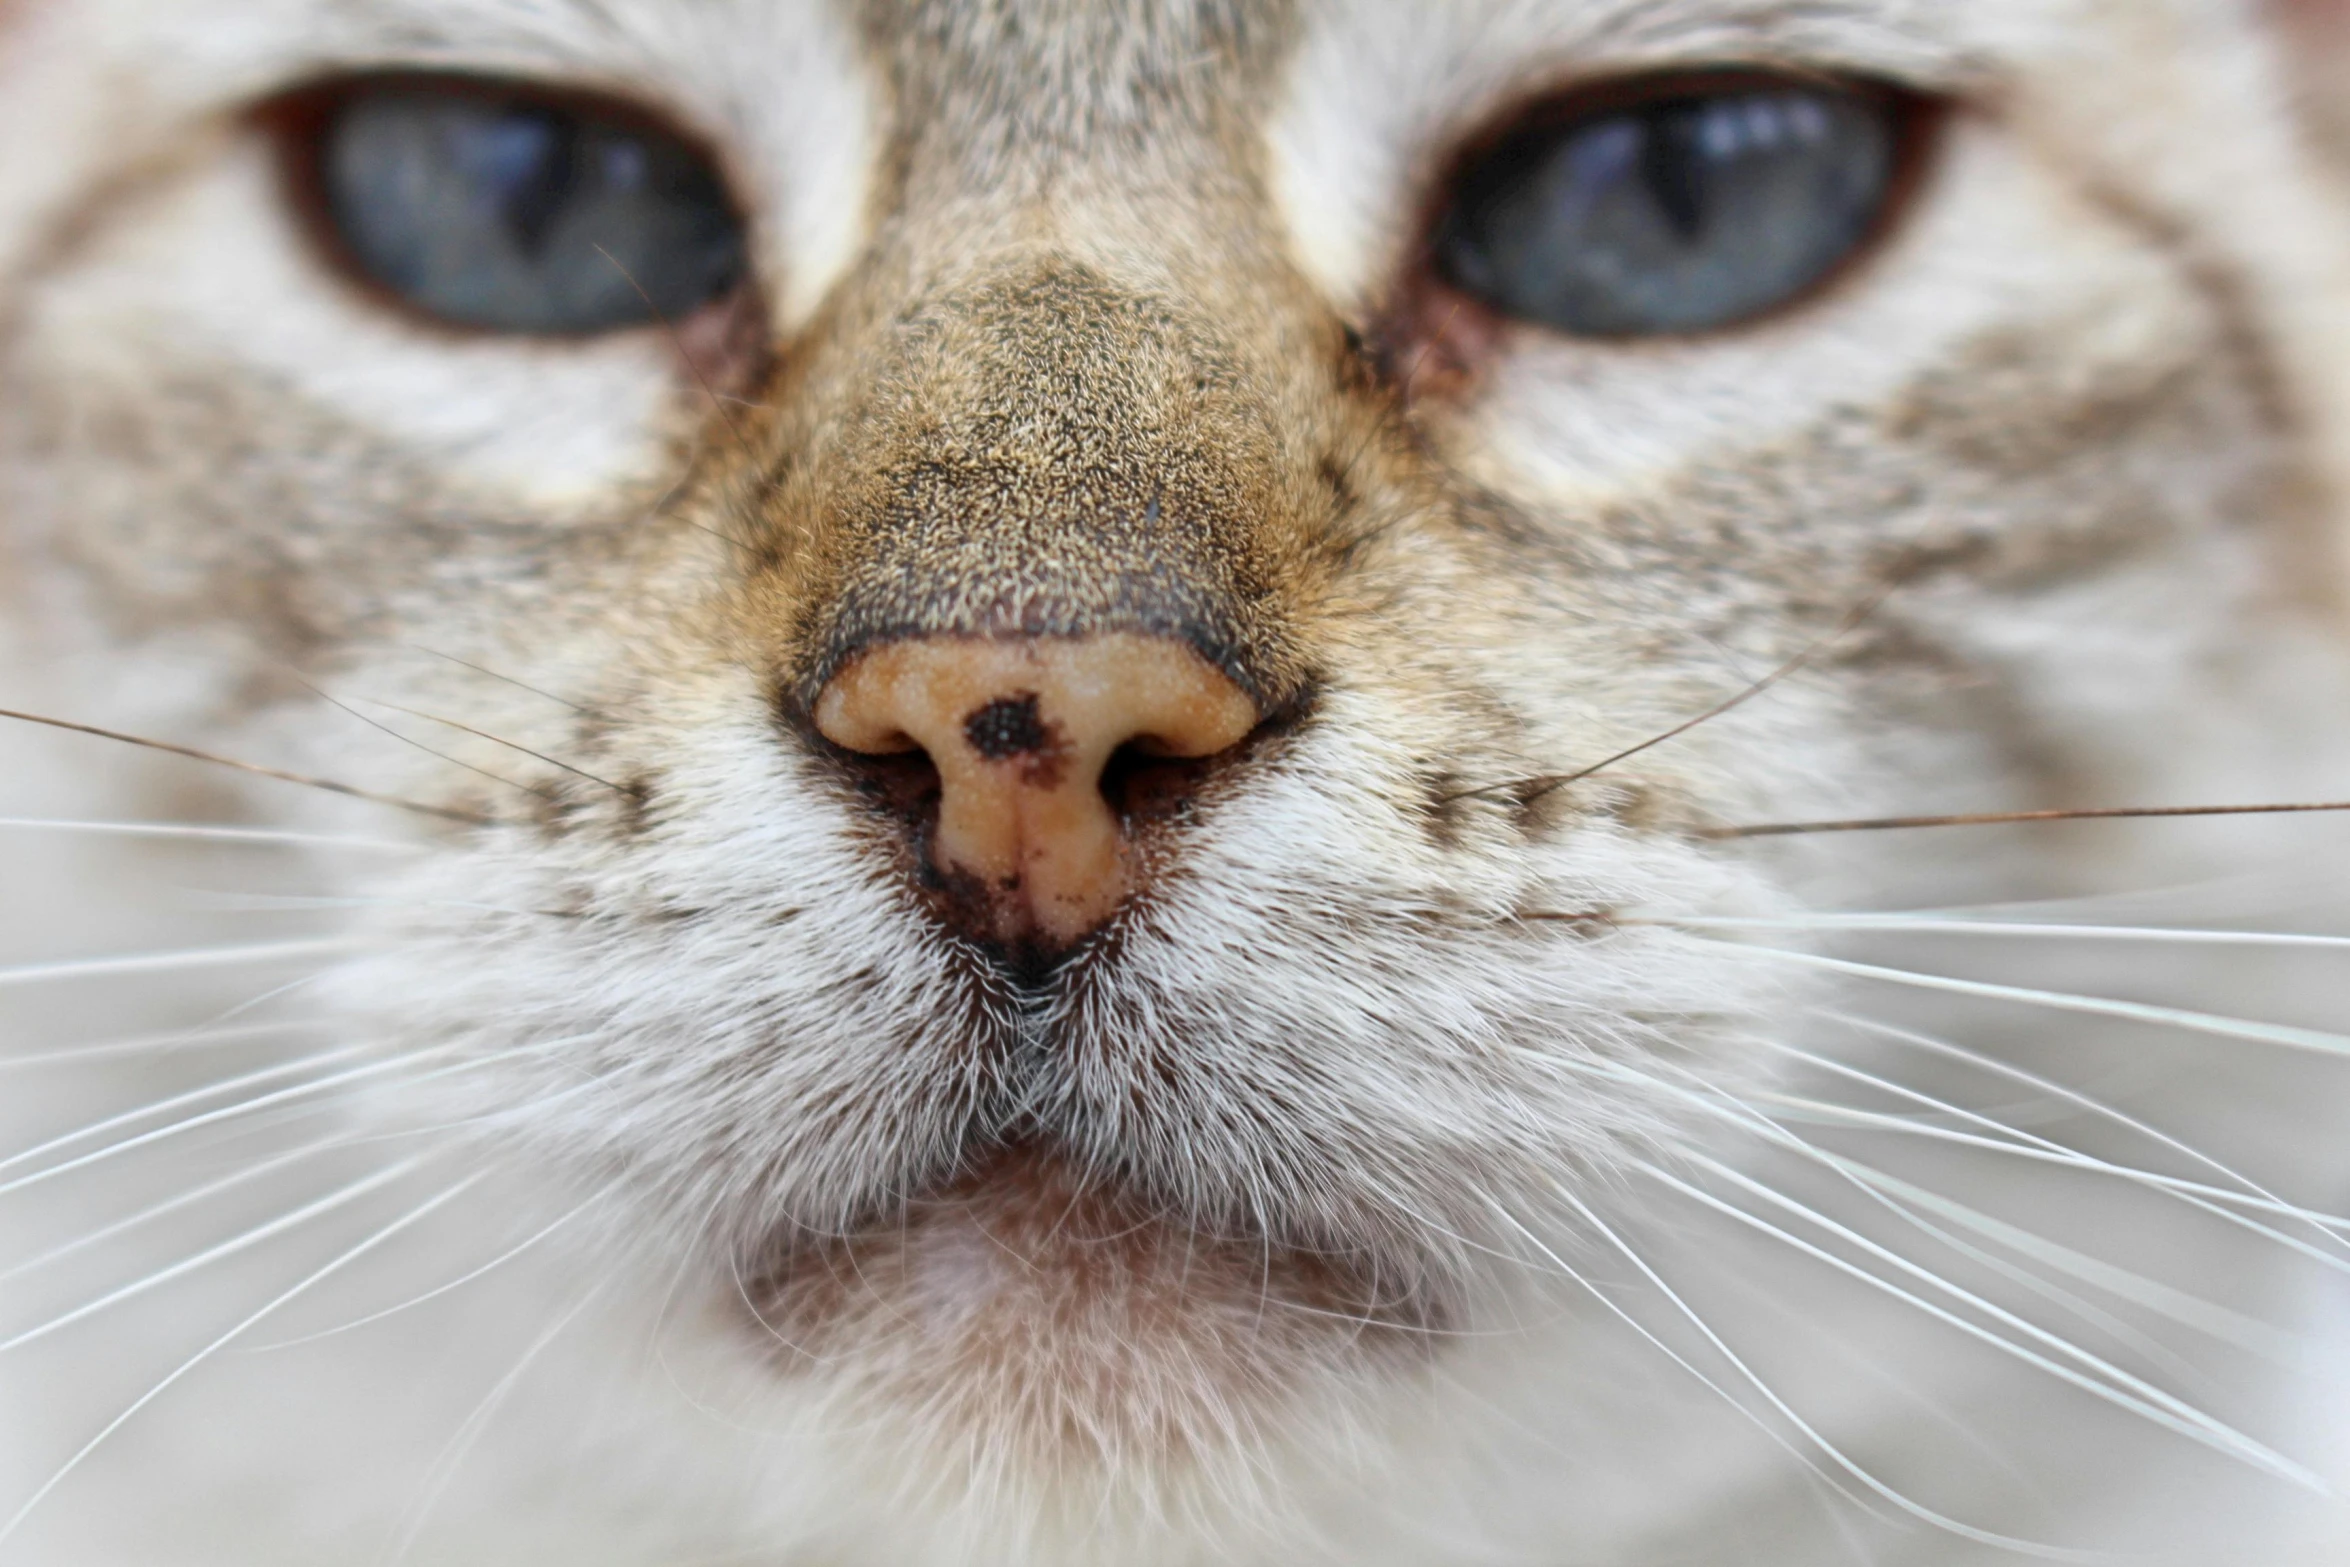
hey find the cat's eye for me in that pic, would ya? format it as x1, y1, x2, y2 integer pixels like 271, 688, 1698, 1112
1434, 77, 1909, 339
283, 77, 750, 335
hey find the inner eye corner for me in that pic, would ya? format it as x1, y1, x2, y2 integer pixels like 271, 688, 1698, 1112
257, 70, 760, 346
1391, 66, 1946, 359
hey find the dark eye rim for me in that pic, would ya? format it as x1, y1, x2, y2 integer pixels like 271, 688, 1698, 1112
257, 70, 760, 342
1394, 67, 1945, 362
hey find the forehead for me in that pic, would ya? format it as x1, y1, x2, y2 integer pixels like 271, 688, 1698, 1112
38, 0, 2084, 102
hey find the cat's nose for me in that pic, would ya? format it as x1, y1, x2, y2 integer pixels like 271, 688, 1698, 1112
814, 635, 1261, 948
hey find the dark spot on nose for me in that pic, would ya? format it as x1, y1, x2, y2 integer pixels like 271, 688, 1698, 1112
965, 694, 1050, 760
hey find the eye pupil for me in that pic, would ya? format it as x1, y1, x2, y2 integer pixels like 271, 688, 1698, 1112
311, 79, 748, 336
467, 111, 576, 255
1436, 79, 1904, 339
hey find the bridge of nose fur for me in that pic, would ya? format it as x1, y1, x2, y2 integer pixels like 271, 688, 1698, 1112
815, 635, 1261, 946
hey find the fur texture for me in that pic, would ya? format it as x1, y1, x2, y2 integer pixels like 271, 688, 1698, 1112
5, 1, 2350, 1562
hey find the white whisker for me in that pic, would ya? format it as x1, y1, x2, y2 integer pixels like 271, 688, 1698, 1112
1827, 1159, 2303, 1362
0, 1137, 350, 1285
0, 1018, 316, 1073
1474, 1193, 1876, 1514
1643, 1156, 2318, 1488
0, 1171, 487, 1548
0, 1154, 435, 1354
1547, 1180, 2095, 1559
246, 1195, 600, 1352
378, 1281, 609, 1566
1715, 943, 2350, 1057
1752, 1094, 2350, 1240
1618, 1052, 2337, 1348
0, 1050, 442, 1201
0, 818, 424, 852
0, 939, 360, 992
1658, 915, 2350, 950
1821, 1011, 2327, 1232
0, 1043, 382, 1183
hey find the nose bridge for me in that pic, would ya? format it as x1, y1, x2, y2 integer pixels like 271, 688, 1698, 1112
783, 253, 1304, 712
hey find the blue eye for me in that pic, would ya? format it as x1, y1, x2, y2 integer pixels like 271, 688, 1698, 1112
1435, 80, 1905, 338
305, 79, 749, 334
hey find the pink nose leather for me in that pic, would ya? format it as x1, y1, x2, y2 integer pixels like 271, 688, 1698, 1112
814, 635, 1260, 946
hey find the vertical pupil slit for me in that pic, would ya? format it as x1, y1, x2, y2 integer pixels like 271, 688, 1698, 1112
1642, 113, 1707, 244
477, 111, 577, 256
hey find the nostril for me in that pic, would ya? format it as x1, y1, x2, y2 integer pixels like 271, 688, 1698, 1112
1099, 740, 1224, 830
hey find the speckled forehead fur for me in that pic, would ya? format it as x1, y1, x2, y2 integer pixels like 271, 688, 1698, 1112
9, 1, 2350, 1564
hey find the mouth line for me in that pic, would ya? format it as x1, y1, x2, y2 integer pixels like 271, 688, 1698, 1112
735, 1141, 1453, 1370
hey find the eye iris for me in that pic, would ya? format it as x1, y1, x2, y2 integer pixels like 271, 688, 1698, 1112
319, 83, 747, 334
1437, 83, 1899, 338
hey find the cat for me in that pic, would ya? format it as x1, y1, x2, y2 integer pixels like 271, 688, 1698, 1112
7, 0, 2350, 1561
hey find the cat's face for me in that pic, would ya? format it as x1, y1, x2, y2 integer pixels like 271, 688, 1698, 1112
6, 0, 2350, 1557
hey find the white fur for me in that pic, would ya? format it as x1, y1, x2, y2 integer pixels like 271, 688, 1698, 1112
5, 1, 2350, 1563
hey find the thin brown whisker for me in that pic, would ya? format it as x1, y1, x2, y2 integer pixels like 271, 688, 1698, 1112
1711, 799, 2350, 839
0, 707, 490, 826
405, 646, 588, 714
359, 697, 630, 796
294, 677, 552, 803
1445, 586, 1890, 808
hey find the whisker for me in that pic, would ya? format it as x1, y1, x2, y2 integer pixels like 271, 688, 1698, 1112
0, 1154, 434, 1355
245, 1195, 600, 1352
1712, 800, 2350, 840
0, 818, 424, 852
359, 698, 630, 797
0, 1018, 316, 1074
0, 1049, 443, 1201
1580, 1059, 2329, 1425
1446, 588, 1887, 807
592, 243, 756, 457
1474, 1192, 1877, 1513
296, 678, 551, 802
0, 938, 359, 993
1639, 1157, 2317, 1487
1657, 914, 2350, 950
0, 707, 491, 825
0, 1042, 382, 1182
1824, 1158, 2305, 1364
0, 1170, 486, 1548
378, 1280, 610, 1566
1752, 1095, 2350, 1258
404, 646, 587, 715
1722, 1055, 2309, 1358
0, 1137, 349, 1285
181, 890, 578, 921
1547, 1180, 2092, 1558
1709, 942, 2350, 1057
1824, 1011, 2350, 1253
